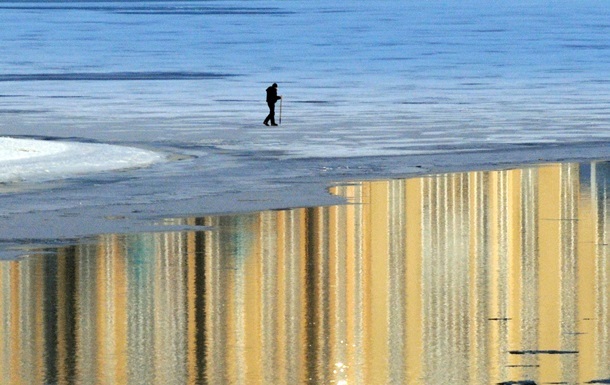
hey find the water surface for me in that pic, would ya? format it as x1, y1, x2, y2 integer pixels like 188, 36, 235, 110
2, 161, 610, 384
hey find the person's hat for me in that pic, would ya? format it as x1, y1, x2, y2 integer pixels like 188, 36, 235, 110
272, 83, 278, 87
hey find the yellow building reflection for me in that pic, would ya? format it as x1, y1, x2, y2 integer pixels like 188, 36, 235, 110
2, 161, 610, 384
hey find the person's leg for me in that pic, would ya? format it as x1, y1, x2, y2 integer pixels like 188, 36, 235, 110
264, 103, 275, 125
268, 103, 276, 125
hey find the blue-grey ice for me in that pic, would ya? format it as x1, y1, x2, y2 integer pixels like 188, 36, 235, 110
1, 0, 610, 255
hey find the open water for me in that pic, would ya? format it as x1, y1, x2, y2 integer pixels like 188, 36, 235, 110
3, 161, 610, 385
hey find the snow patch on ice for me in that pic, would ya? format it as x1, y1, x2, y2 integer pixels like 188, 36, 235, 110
0, 137, 164, 183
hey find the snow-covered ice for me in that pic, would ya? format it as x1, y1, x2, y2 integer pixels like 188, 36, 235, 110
0, 137, 164, 183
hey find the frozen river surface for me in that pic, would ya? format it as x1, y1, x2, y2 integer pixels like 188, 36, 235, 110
1, 1, 610, 255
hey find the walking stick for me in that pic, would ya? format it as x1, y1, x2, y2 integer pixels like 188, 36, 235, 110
279, 97, 282, 125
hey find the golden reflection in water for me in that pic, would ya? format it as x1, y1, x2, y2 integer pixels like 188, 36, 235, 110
2, 162, 610, 384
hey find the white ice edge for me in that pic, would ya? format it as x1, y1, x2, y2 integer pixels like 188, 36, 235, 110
0, 137, 164, 183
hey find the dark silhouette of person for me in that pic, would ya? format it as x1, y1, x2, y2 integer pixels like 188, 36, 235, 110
264, 83, 282, 126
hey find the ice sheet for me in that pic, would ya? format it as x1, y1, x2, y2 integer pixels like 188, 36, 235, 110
1, 1, 610, 257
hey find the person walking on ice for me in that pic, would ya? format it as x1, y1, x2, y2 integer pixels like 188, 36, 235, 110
264, 83, 282, 126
